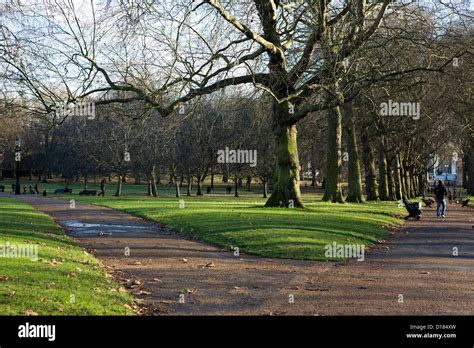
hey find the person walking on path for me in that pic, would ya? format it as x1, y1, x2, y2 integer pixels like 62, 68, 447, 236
434, 180, 448, 218
98, 179, 106, 197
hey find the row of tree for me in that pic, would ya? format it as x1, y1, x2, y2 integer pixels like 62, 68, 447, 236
0, 0, 472, 204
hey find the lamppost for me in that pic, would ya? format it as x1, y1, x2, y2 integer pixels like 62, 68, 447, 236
15, 137, 21, 195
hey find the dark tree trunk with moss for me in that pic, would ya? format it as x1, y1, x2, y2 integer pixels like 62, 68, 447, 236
323, 104, 344, 203
403, 165, 413, 198
115, 174, 123, 197
377, 141, 390, 201
362, 133, 379, 201
345, 101, 364, 203
387, 161, 396, 200
418, 173, 426, 196
234, 176, 239, 197
196, 178, 203, 196
186, 177, 192, 196
412, 174, 419, 197
311, 167, 317, 187
467, 140, 474, 194
393, 155, 403, 200
265, 100, 304, 207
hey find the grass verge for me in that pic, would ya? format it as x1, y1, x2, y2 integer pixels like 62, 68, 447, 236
0, 197, 134, 315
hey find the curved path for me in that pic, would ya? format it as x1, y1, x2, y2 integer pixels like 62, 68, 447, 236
11, 194, 474, 315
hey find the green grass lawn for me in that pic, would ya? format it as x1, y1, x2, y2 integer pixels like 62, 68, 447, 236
0, 197, 134, 315
74, 193, 405, 260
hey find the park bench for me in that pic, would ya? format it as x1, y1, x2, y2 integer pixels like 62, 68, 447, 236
54, 188, 73, 194
404, 199, 422, 220
79, 190, 97, 196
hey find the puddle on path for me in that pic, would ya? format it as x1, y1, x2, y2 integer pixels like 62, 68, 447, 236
63, 220, 155, 236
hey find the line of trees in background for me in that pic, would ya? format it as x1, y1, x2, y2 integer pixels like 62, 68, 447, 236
0, 1, 472, 203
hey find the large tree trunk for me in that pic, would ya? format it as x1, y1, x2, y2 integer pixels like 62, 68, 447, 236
150, 167, 158, 197
262, 179, 268, 198
412, 174, 418, 197
186, 177, 192, 196
323, 104, 344, 203
403, 166, 413, 198
418, 173, 426, 196
147, 180, 152, 196
462, 155, 468, 189
115, 175, 122, 197
265, 113, 304, 207
151, 176, 157, 197
363, 133, 379, 201
387, 159, 396, 201
234, 176, 239, 197
393, 155, 403, 200
175, 181, 180, 197
345, 101, 364, 203
310, 167, 317, 187
196, 177, 203, 196
467, 141, 474, 194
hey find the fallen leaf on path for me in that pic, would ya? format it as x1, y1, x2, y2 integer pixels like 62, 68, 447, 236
25, 309, 38, 316
181, 258, 188, 263
126, 279, 142, 289
201, 262, 216, 268
130, 261, 142, 266
137, 290, 152, 295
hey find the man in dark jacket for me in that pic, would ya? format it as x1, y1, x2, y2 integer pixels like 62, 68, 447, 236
433, 180, 448, 218
98, 179, 106, 197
